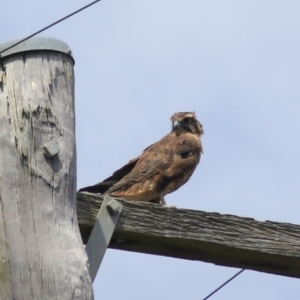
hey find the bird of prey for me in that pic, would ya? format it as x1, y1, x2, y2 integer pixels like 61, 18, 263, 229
79, 112, 204, 205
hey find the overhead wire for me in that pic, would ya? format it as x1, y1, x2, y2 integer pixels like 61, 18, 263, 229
1, 3, 246, 299
202, 269, 245, 300
0, 0, 101, 55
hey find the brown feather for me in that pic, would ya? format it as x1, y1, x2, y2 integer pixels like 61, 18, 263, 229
79, 112, 203, 204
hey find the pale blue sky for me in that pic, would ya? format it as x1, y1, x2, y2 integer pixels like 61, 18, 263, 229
2, 1, 300, 299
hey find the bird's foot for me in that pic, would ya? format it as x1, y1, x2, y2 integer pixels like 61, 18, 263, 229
160, 194, 167, 206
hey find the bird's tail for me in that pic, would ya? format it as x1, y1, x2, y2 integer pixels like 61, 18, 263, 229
78, 180, 118, 194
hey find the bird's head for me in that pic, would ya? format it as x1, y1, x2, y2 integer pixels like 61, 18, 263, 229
171, 112, 204, 137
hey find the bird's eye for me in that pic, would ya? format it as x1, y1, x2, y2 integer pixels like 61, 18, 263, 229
182, 117, 191, 124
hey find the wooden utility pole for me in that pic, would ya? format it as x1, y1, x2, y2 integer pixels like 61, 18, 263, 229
0, 37, 93, 299
77, 192, 300, 279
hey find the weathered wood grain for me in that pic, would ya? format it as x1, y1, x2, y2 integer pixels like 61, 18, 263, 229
0, 51, 93, 299
77, 192, 300, 279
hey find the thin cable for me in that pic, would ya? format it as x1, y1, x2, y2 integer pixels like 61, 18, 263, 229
0, 0, 101, 55
202, 269, 245, 300
1, 2, 245, 296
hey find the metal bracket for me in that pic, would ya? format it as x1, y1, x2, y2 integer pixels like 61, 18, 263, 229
85, 194, 123, 282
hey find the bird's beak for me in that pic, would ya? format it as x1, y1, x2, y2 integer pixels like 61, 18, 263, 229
173, 120, 180, 129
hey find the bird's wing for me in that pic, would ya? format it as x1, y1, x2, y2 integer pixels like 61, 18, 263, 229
78, 155, 140, 193
79, 133, 201, 199
158, 136, 201, 195
107, 143, 169, 196
108, 133, 201, 198
78, 143, 156, 193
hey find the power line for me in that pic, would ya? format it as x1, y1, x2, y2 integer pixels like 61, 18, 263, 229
202, 269, 245, 300
1, 2, 249, 299
0, 0, 101, 55
0, 4, 245, 297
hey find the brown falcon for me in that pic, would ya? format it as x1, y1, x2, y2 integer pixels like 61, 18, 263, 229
79, 112, 204, 205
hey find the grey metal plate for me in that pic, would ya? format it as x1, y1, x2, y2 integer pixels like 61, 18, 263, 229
85, 194, 123, 282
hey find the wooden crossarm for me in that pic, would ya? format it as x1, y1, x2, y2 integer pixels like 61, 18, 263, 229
77, 192, 300, 279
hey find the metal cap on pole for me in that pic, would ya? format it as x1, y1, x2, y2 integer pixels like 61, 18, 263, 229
0, 36, 74, 63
